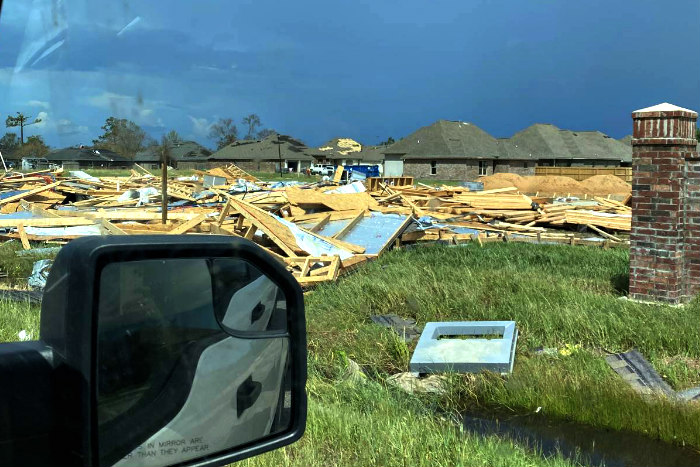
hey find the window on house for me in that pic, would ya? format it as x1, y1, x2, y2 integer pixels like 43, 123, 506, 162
430, 160, 437, 175
478, 161, 487, 176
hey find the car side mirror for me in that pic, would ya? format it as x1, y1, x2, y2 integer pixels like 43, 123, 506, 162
0, 235, 306, 467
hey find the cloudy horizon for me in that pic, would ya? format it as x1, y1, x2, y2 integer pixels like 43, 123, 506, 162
0, 0, 698, 151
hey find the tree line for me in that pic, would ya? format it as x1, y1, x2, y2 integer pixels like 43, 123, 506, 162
0, 111, 275, 160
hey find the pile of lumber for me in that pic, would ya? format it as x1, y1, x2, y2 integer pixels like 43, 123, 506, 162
0, 166, 634, 287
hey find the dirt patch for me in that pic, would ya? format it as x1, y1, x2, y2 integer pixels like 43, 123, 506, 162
580, 175, 631, 195
478, 173, 632, 196
478, 173, 527, 190
523, 176, 588, 195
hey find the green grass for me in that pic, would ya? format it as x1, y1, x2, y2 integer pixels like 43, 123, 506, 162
0, 240, 57, 287
3, 242, 698, 464
243, 378, 573, 467
0, 298, 40, 342
303, 243, 700, 449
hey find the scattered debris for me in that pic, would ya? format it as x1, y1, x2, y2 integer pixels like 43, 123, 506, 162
386, 372, 447, 395
28, 259, 52, 289
340, 358, 366, 384
370, 314, 423, 343
0, 167, 631, 288
409, 321, 518, 375
605, 350, 675, 396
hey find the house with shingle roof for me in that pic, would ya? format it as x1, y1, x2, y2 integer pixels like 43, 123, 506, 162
382, 120, 632, 179
45, 146, 133, 169
134, 141, 212, 170
208, 133, 315, 173
509, 124, 631, 168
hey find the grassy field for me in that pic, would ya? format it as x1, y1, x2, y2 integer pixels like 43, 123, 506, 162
296, 243, 700, 449
2, 242, 698, 465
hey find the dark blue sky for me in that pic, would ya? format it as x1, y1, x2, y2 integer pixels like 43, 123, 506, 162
0, 0, 698, 149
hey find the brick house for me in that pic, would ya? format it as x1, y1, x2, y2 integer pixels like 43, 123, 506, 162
44, 147, 133, 169
509, 123, 632, 168
134, 141, 212, 170
382, 120, 533, 179
208, 133, 315, 173
383, 120, 632, 180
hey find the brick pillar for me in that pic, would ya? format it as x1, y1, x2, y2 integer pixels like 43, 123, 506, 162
630, 103, 699, 304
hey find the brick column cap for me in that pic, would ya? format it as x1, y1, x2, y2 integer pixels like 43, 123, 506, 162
632, 102, 698, 146
632, 102, 697, 119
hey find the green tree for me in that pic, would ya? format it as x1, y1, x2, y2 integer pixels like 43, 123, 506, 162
256, 128, 276, 139
164, 129, 181, 146
696, 126, 699, 142
0, 132, 20, 154
15, 135, 49, 158
5, 112, 42, 145
242, 114, 261, 140
93, 117, 148, 158
379, 136, 395, 146
209, 118, 238, 149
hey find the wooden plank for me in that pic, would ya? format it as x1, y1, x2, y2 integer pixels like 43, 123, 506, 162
244, 225, 258, 239
333, 209, 366, 239
333, 165, 344, 183
168, 214, 208, 235
17, 224, 30, 250
218, 200, 232, 226
100, 218, 128, 235
376, 214, 414, 256
228, 198, 303, 257
586, 224, 622, 242
309, 213, 331, 233
0, 217, 96, 228
0, 182, 61, 206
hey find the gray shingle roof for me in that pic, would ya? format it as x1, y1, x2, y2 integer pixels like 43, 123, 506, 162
209, 133, 315, 161
382, 120, 632, 162
46, 147, 131, 163
510, 124, 632, 162
134, 141, 211, 162
383, 120, 505, 159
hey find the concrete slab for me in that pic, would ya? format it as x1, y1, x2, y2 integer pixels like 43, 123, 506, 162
409, 321, 518, 374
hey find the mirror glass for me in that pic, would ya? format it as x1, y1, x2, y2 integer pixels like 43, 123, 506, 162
96, 258, 292, 467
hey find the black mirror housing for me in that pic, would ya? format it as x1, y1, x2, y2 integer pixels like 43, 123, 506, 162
40, 235, 307, 467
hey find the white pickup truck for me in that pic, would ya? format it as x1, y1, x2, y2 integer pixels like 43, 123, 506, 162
309, 164, 335, 176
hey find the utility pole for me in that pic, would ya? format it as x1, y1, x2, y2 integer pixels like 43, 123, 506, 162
161, 140, 169, 224
274, 134, 284, 178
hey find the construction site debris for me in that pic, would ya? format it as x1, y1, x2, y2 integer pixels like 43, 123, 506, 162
28, 259, 52, 289
0, 167, 632, 287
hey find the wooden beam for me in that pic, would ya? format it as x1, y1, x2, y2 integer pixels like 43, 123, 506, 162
244, 225, 258, 239
586, 224, 622, 242
309, 213, 331, 233
0, 217, 96, 228
218, 200, 232, 226
17, 224, 30, 250
100, 218, 128, 235
333, 209, 366, 239
168, 214, 208, 235
0, 182, 61, 206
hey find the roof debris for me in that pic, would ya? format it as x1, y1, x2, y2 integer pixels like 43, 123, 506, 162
0, 165, 631, 287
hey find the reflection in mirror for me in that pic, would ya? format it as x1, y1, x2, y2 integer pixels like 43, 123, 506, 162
96, 258, 292, 467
